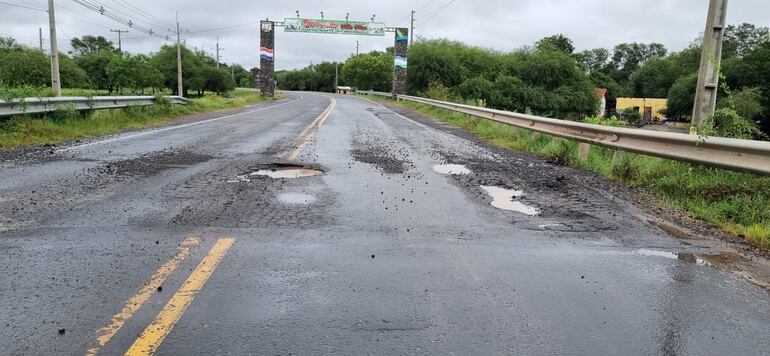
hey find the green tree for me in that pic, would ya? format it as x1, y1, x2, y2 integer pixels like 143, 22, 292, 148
202, 67, 236, 95
630, 57, 688, 98
723, 23, 770, 58
536, 34, 575, 54
575, 48, 610, 74
151, 45, 203, 96
666, 73, 698, 119
76, 50, 116, 92
342, 52, 392, 91
70, 36, 115, 57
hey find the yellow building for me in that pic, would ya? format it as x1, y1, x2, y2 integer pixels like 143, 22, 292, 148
616, 97, 668, 122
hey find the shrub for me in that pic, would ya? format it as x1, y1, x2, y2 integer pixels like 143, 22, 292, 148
622, 107, 642, 127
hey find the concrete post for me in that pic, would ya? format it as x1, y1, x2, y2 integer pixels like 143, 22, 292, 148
691, 0, 728, 131
578, 143, 590, 162
260, 21, 276, 98
392, 28, 409, 98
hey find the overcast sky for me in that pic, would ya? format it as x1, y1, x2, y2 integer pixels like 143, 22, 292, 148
2, 0, 768, 70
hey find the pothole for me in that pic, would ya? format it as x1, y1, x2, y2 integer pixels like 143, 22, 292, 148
433, 164, 472, 175
278, 193, 317, 205
481, 186, 540, 216
228, 164, 325, 182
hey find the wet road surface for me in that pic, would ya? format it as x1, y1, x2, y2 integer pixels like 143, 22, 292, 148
1, 92, 770, 355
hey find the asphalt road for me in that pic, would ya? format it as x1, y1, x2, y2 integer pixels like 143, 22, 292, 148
1, 92, 770, 355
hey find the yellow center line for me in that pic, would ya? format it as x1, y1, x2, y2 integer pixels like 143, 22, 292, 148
86, 236, 201, 356
124, 238, 236, 356
276, 96, 337, 160
287, 97, 337, 160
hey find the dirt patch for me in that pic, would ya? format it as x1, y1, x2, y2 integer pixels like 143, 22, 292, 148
89, 149, 213, 178
350, 131, 415, 174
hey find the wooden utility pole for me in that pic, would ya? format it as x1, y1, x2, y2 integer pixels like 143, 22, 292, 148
356, 40, 359, 56
110, 29, 129, 52
176, 12, 184, 97
48, 0, 61, 96
691, 0, 728, 132
39, 27, 43, 51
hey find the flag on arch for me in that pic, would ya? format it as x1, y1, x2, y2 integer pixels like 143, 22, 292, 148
260, 47, 274, 61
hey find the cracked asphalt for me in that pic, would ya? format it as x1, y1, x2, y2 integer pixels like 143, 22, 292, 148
1, 92, 770, 355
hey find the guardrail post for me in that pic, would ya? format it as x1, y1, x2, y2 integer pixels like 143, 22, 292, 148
611, 150, 624, 173
578, 143, 590, 162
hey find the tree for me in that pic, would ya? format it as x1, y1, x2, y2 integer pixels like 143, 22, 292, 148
0, 36, 23, 51
666, 73, 698, 119
70, 36, 115, 57
630, 57, 688, 98
202, 67, 236, 95
575, 48, 610, 74
723, 23, 770, 59
76, 50, 116, 92
536, 34, 575, 54
342, 52, 392, 91
151, 45, 204, 96
608, 42, 667, 83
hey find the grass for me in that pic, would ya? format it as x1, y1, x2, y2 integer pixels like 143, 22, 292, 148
384, 98, 770, 250
0, 90, 281, 149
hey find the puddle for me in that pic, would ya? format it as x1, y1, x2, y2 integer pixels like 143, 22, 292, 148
278, 193, 317, 205
252, 166, 323, 179
634, 249, 710, 266
433, 164, 472, 175
481, 186, 540, 216
226, 164, 324, 182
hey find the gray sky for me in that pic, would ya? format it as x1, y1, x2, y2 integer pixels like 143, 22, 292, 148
2, 0, 768, 70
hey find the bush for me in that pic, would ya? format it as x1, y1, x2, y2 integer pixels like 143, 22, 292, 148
708, 107, 763, 139
622, 107, 642, 126
426, 81, 451, 101
543, 139, 576, 166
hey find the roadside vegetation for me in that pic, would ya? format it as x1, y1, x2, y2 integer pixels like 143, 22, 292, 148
0, 90, 277, 149
0, 34, 269, 149
381, 98, 770, 250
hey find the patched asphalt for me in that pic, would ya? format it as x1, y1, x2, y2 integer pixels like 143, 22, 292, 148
2, 92, 770, 355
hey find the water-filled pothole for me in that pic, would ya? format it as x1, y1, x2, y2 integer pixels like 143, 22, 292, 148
227, 164, 324, 182
251, 166, 324, 179
481, 185, 540, 216
433, 164, 472, 175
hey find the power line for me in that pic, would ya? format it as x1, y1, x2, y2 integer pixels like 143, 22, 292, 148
416, 0, 456, 27
0, 1, 46, 12
70, 0, 171, 41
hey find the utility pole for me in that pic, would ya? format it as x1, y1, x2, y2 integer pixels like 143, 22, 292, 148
216, 36, 224, 68
176, 12, 184, 97
335, 62, 338, 90
47, 0, 61, 97
39, 27, 43, 51
356, 40, 359, 56
691, 0, 728, 132
410, 10, 415, 46
110, 29, 129, 52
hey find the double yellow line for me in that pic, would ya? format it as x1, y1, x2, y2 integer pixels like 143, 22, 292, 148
87, 237, 235, 356
278, 96, 337, 161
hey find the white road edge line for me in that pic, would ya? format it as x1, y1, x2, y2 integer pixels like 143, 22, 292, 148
56, 94, 304, 152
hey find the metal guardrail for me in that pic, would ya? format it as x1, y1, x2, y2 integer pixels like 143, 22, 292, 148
361, 90, 770, 176
0, 96, 190, 118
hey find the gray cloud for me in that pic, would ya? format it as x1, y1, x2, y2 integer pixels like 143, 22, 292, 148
2, 0, 768, 70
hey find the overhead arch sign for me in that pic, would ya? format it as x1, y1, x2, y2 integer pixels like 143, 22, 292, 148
283, 18, 385, 37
